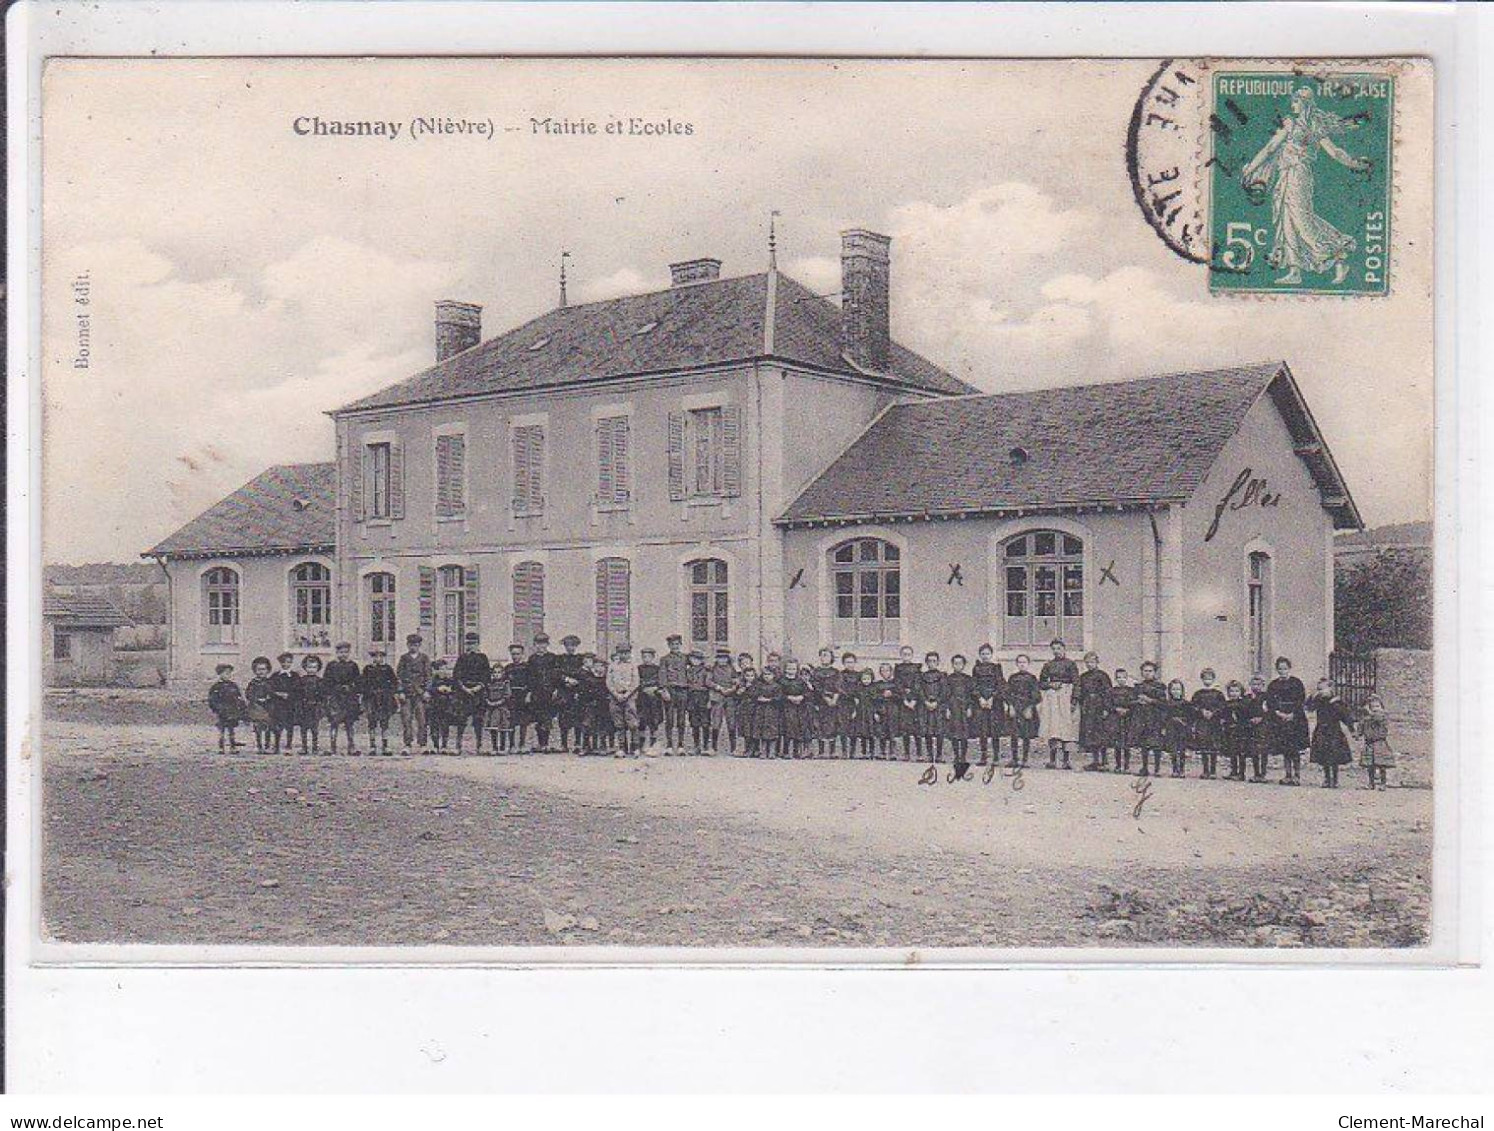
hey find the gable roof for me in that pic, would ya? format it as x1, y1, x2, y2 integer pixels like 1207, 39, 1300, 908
777, 362, 1362, 530
143, 462, 337, 560
43, 590, 131, 628
334, 271, 975, 414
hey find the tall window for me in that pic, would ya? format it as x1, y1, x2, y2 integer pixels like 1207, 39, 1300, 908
596, 415, 632, 508
1247, 550, 1272, 676
1002, 531, 1083, 647
830, 538, 901, 646
435, 432, 466, 517
595, 557, 631, 659
513, 561, 546, 649
438, 565, 466, 658
367, 572, 397, 647
512, 423, 546, 516
688, 558, 730, 652
688, 407, 725, 497
203, 565, 241, 646
290, 562, 332, 648
366, 442, 392, 520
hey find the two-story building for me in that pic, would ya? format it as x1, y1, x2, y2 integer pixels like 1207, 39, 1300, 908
147, 225, 1361, 688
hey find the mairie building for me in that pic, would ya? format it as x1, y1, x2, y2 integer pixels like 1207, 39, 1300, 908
147, 228, 1361, 688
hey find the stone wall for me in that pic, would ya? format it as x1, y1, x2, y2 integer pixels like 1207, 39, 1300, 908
1375, 647, 1432, 786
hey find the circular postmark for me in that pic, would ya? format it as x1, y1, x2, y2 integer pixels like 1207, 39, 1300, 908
1126, 58, 1211, 264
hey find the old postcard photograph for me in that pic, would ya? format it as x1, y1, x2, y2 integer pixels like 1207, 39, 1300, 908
34, 54, 1437, 957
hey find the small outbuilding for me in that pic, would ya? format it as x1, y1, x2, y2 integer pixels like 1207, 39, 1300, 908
43, 591, 132, 687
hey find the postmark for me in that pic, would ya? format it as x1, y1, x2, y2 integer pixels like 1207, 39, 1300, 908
1125, 58, 1211, 265
1207, 70, 1394, 296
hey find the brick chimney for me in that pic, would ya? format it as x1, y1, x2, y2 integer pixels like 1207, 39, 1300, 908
669, 258, 722, 287
434, 300, 482, 362
839, 229, 891, 371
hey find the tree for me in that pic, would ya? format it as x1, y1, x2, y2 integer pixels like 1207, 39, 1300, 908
1335, 549, 1432, 653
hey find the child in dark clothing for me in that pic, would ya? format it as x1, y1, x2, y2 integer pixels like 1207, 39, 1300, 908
1132, 662, 1168, 777
267, 652, 299, 755
1356, 695, 1396, 790
244, 656, 274, 754
361, 647, 400, 755
427, 660, 459, 753
944, 655, 974, 779
1107, 669, 1136, 773
849, 668, 878, 759
1222, 680, 1250, 780
1191, 669, 1228, 779
1246, 674, 1271, 782
207, 663, 246, 753
1163, 679, 1192, 778
1005, 655, 1041, 768
295, 654, 324, 755
874, 663, 899, 760
780, 661, 814, 759
1307, 677, 1354, 788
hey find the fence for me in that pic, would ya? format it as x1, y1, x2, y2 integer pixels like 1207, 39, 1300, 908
1329, 650, 1377, 714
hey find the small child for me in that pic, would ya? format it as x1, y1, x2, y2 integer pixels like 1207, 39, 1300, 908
1307, 677, 1353, 789
685, 650, 711, 754
1190, 669, 1228, 779
1107, 669, 1136, 773
1246, 674, 1271, 782
295, 654, 325, 755
780, 660, 814, 759
207, 663, 247, 753
267, 652, 299, 755
361, 647, 400, 755
244, 656, 274, 754
1163, 679, 1192, 778
874, 662, 898, 760
427, 660, 458, 753
1356, 695, 1396, 790
945, 654, 974, 778
1222, 680, 1250, 780
1005, 655, 1041, 768
1132, 662, 1168, 777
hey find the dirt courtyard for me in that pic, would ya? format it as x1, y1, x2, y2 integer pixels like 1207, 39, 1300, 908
39, 715, 1433, 951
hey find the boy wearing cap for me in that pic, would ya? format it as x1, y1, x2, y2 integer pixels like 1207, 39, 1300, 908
361, 646, 400, 755
503, 643, 532, 753
207, 662, 247, 753
526, 633, 561, 752
636, 647, 663, 751
454, 632, 493, 754
684, 650, 710, 754
706, 647, 737, 754
427, 660, 458, 753
324, 642, 363, 755
554, 634, 587, 754
607, 644, 641, 756
396, 634, 432, 753
658, 635, 690, 754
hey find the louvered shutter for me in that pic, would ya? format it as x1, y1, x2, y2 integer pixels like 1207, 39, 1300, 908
350, 442, 366, 522
448, 434, 466, 514
464, 561, 480, 637
511, 428, 527, 515
667, 411, 685, 501
721, 404, 742, 497
595, 558, 631, 656
435, 435, 453, 517
594, 561, 609, 652
418, 565, 435, 631
596, 420, 615, 504
513, 425, 544, 515
513, 561, 545, 645
389, 440, 406, 520
614, 417, 631, 504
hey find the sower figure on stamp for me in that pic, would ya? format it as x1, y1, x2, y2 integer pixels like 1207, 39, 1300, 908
1005, 654, 1041, 768
1075, 652, 1112, 772
323, 642, 363, 755
207, 662, 247, 753
361, 646, 399, 756
454, 632, 492, 754
971, 644, 1006, 767
657, 634, 690, 755
396, 633, 432, 753
1038, 639, 1079, 769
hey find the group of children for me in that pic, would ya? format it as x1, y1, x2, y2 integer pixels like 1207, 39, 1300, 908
206, 634, 1398, 790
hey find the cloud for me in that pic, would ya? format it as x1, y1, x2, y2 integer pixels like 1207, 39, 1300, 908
575, 266, 668, 304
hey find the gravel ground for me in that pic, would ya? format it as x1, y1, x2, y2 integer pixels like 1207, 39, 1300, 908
39, 718, 1433, 950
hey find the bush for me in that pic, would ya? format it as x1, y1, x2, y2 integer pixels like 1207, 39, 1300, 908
1335, 549, 1432, 653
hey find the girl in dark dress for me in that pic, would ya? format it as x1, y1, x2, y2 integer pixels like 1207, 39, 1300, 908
267, 652, 299, 755
847, 669, 877, 759
244, 656, 275, 754
1004, 655, 1041, 768
750, 666, 783, 758
1163, 679, 1193, 778
874, 663, 898, 760
1132, 661, 1168, 777
780, 661, 814, 759
1306, 677, 1354, 788
1190, 668, 1228, 779
361, 648, 400, 756
1222, 680, 1250, 780
1107, 669, 1137, 773
1266, 657, 1310, 786
971, 645, 1006, 767
322, 643, 363, 755
207, 663, 247, 753
1075, 652, 1113, 772
892, 645, 922, 762
1246, 674, 1271, 782
1356, 694, 1395, 790
295, 654, 324, 755
916, 653, 948, 765
944, 655, 975, 779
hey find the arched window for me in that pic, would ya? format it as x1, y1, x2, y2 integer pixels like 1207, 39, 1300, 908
289, 561, 332, 648
512, 561, 545, 650
1247, 550, 1273, 676
438, 565, 466, 658
595, 557, 632, 658
687, 558, 729, 652
1002, 531, 1083, 647
366, 572, 396, 648
203, 566, 240, 645
830, 537, 901, 646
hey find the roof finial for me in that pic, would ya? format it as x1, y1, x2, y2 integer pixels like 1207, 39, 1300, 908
559, 250, 571, 309
768, 210, 781, 270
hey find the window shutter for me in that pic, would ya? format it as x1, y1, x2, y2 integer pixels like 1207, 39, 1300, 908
596, 421, 615, 504
612, 561, 630, 648
511, 428, 527, 514
722, 404, 742, 497
513, 425, 544, 514
435, 436, 452, 517
419, 565, 435, 630
351, 442, 366, 522
594, 560, 609, 651
464, 561, 480, 636
668, 411, 685, 501
389, 440, 406, 520
449, 434, 465, 514
532, 427, 546, 514
513, 561, 545, 645
614, 418, 631, 503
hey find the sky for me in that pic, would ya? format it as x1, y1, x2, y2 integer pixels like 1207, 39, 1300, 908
40, 58, 1434, 563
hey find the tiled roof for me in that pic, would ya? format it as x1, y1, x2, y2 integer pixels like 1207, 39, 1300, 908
144, 462, 336, 559
43, 590, 131, 627
335, 271, 975, 414
778, 363, 1362, 529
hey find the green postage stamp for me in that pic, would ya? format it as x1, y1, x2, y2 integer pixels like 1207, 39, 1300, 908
1208, 70, 1394, 296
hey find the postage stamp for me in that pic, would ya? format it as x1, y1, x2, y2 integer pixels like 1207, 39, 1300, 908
1207, 70, 1395, 296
